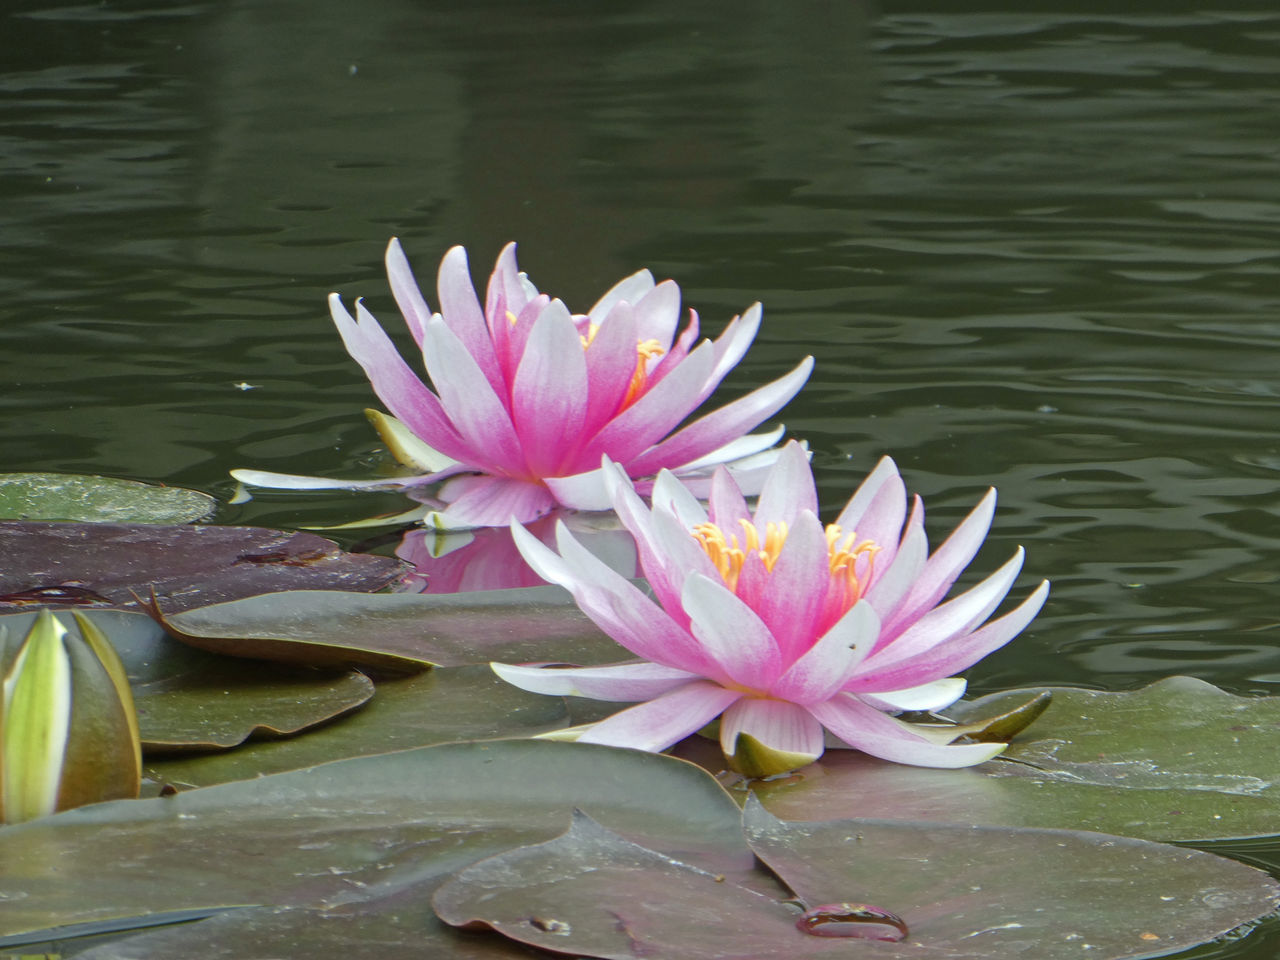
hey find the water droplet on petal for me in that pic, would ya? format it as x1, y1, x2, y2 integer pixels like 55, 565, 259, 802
796, 903, 908, 941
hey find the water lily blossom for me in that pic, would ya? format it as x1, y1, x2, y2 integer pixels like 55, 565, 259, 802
233, 240, 813, 529
493, 442, 1049, 777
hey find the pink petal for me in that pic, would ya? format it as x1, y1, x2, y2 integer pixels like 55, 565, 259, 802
846, 580, 1049, 693
582, 341, 717, 465
752, 440, 817, 527
649, 468, 709, 531
681, 573, 781, 691
625, 356, 813, 477
329, 296, 476, 464
434, 245, 506, 396
880, 488, 997, 640
863, 504, 926, 619
509, 521, 711, 675
707, 466, 751, 529
577, 681, 743, 752
719, 698, 824, 758
587, 268, 655, 325
384, 238, 433, 349
808, 694, 1006, 768
606, 464, 710, 619
647, 503, 720, 618
511, 301, 589, 476
485, 242, 532, 317
695, 303, 763, 405
834, 458, 907, 570
869, 547, 1025, 664
835, 457, 897, 524
422, 317, 525, 473
436, 475, 557, 526
770, 601, 878, 705
490, 661, 697, 701
630, 279, 682, 349
647, 309, 700, 386
745, 511, 830, 664
578, 301, 640, 441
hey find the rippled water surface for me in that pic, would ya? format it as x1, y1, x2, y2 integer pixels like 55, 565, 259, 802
4, 3, 1280, 953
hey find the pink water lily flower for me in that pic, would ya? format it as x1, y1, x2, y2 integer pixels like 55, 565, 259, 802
493, 442, 1049, 776
232, 240, 812, 529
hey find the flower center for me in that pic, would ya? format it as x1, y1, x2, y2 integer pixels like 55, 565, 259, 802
693, 519, 879, 606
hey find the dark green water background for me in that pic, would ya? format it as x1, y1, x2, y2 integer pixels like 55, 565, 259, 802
4, 2, 1280, 954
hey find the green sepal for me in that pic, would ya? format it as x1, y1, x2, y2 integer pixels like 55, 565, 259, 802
2, 610, 73, 823
364, 409, 457, 472
727, 732, 819, 780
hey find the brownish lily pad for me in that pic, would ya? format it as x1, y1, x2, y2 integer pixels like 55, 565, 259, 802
147, 585, 626, 670
0, 521, 407, 614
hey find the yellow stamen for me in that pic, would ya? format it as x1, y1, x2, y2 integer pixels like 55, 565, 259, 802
506, 310, 519, 327
621, 338, 665, 407
692, 520, 879, 602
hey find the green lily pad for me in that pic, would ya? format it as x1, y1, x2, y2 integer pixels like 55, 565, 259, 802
3, 741, 1276, 959
0, 521, 406, 613
0, 473, 216, 524
0, 741, 754, 949
740, 799, 1278, 959
149, 585, 626, 669
432, 798, 1278, 960
0, 609, 376, 752
749, 677, 1280, 842
144, 666, 567, 788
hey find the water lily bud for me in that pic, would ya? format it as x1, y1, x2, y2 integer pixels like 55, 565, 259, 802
1, 610, 141, 824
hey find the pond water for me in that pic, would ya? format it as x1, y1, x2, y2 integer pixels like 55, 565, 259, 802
4, 2, 1280, 955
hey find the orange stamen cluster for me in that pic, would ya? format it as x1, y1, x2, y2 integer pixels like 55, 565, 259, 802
693, 519, 879, 602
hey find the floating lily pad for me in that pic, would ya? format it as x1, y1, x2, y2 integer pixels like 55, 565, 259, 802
0, 473, 216, 524
749, 677, 1280, 842
0, 521, 406, 613
3, 741, 1276, 959
0, 741, 754, 950
144, 666, 568, 788
740, 799, 1278, 959
0, 609, 376, 752
433, 796, 1278, 960
149, 585, 626, 669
